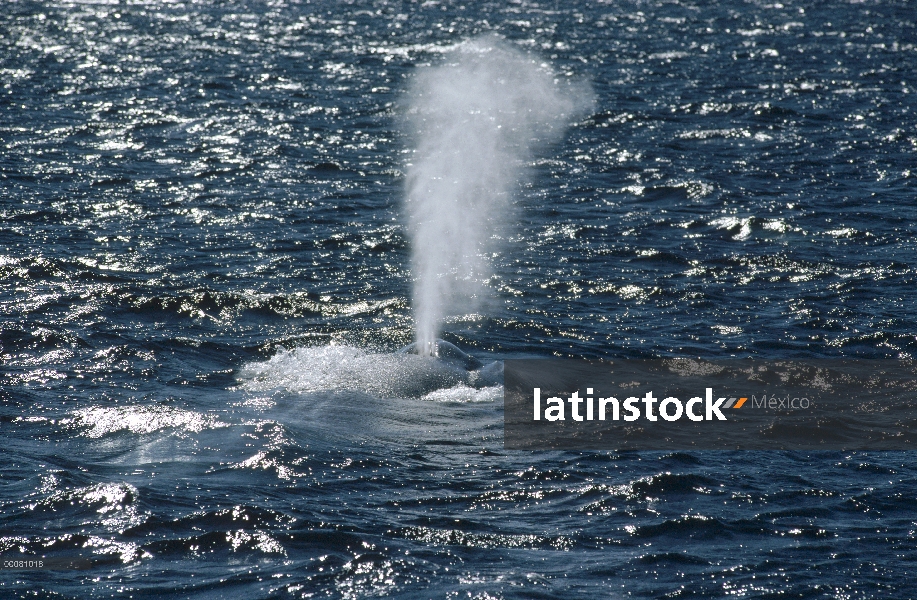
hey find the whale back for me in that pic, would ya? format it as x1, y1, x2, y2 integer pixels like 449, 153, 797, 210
398, 339, 484, 371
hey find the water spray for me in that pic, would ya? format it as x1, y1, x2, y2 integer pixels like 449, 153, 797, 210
404, 36, 583, 355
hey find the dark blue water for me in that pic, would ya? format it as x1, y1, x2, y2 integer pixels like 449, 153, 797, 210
2, 0, 916, 597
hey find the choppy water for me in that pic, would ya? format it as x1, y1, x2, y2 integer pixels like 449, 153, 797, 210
2, 0, 916, 597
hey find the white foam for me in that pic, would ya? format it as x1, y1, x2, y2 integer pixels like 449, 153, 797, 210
65, 405, 229, 438
422, 385, 502, 403
239, 344, 502, 401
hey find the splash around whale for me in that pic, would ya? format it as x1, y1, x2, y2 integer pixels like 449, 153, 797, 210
241, 340, 502, 400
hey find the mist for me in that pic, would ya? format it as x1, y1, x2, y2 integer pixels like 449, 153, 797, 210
404, 35, 586, 353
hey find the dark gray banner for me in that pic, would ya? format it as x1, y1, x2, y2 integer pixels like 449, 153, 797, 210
504, 360, 917, 450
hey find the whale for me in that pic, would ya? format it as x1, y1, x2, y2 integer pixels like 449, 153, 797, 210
398, 339, 503, 389
398, 339, 484, 370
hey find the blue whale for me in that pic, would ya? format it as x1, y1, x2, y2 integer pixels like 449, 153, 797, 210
398, 339, 485, 371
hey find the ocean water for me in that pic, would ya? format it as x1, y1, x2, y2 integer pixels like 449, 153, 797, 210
2, 0, 916, 597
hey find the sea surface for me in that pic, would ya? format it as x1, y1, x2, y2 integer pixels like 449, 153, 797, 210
2, 0, 917, 597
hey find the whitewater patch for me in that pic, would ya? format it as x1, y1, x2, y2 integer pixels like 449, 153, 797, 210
63, 405, 230, 439
239, 345, 503, 402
